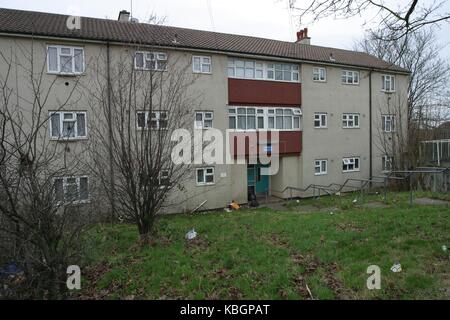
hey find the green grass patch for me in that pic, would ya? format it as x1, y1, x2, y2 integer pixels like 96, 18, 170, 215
80, 192, 450, 300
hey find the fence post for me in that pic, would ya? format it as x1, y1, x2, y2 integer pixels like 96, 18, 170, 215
384, 176, 388, 204
360, 180, 364, 201
409, 174, 413, 206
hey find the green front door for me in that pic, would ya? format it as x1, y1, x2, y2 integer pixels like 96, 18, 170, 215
247, 164, 269, 194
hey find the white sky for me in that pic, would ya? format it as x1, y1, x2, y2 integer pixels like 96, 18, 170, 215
1, 0, 449, 58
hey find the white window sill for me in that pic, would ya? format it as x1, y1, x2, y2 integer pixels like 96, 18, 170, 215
343, 169, 361, 173
193, 71, 213, 75
315, 173, 327, 176
57, 199, 90, 206
343, 127, 360, 129
342, 82, 360, 86
382, 90, 396, 93
314, 127, 327, 129
196, 183, 215, 187
313, 79, 327, 83
135, 68, 167, 72
51, 137, 88, 142
48, 72, 85, 77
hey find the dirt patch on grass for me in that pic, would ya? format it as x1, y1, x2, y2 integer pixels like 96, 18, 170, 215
336, 222, 364, 233
414, 198, 450, 206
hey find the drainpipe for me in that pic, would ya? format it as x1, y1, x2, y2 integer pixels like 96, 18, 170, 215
106, 42, 116, 221
369, 69, 373, 183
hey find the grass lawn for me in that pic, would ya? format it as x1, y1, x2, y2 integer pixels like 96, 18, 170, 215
78, 192, 449, 300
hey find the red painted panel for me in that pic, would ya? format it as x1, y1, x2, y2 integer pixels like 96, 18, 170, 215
228, 79, 301, 106
229, 131, 302, 157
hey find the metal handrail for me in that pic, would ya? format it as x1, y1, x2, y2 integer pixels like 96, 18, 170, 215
274, 165, 450, 205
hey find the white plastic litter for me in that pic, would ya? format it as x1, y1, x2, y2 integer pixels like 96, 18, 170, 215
391, 263, 402, 273
296, 200, 300, 203
224, 208, 232, 213
352, 199, 358, 204
442, 245, 448, 252
185, 229, 197, 240
330, 212, 334, 215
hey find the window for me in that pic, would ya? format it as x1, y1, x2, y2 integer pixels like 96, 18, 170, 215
135, 52, 167, 71
315, 160, 328, 175
195, 111, 213, 129
341, 70, 360, 85
314, 113, 327, 128
382, 156, 394, 172
158, 170, 170, 187
47, 45, 85, 74
193, 56, 212, 74
313, 67, 326, 82
196, 167, 215, 185
228, 58, 300, 83
228, 107, 301, 131
343, 157, 360, 172
136, 111, 168, 130
342, 113, 360, 128
382, 75, 395, 92
382, 115, 395, 132
54, 176, 89, 203
49, 111, 87, 139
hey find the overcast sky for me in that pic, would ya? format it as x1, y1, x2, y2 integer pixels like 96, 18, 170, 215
1, 0, 449, 58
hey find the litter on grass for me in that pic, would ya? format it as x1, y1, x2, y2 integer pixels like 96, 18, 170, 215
391, 263, 402, 273
442, 245, 448, 252
185, 229, 197, 240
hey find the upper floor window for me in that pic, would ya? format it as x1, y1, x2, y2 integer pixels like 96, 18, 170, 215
47, 45, 84, 74
54, 176, 89, 203
135, 52, 167, 71
50, 111, 87, 139
193, 56, 212, 74
342, 113, 360, 128
228, 58, 300, 83
314, 113, 327, 128
341, 70, 360, 85
343, 157, 360, 172
315, 159, 328, 175
136, 111, 168, 130
229, 107, 301, 131
195, 111, 213, 129
313, 67, 326, 82
382, 75, 395, 92
382, 115, 396, 132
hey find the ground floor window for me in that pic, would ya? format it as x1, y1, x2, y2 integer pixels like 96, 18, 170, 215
158, 170, 170, 187
314, 159, 328, 175
343, 157, 360, 172
382, 155, 394, 172
196, 167, 215, 185
54, 176, 89, 203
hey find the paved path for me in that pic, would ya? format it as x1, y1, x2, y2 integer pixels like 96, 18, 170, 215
414, 198, 450, 206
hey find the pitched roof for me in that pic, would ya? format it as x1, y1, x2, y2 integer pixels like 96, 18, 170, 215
0, 8, 409, 73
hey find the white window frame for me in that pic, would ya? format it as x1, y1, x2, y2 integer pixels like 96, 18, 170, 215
314, 113, 327, 129
47, 45, 85, 75
382, 75, 395, 92
196, 167, 215, 186
192, 56, 212, 74
158, 170, 170, 188
382, 155, 394, 172
136, 111, 168, 130
314, 159, 328, 176
382, 114, 396, 132
53, 176, 90, 204
312, 67, 326, 82
228, 58, 300, 83
134, 51, 167, 71
195, 111, 214, 129
49, 111, 88, 140
343, 157, 360, 172
342, 113, 360, 129
228, 107, 301, 131
341, 70, 360, 85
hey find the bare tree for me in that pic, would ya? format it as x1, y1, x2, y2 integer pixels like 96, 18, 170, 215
0, 40, 92, 299
87, 50, 200, 242
289, 0, 450, 42
356, 27, 450, 168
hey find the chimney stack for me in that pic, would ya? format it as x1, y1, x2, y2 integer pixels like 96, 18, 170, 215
118, 10, 130, 22
296, 28, 311, 45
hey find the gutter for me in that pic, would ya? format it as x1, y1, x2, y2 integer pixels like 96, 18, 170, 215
0, 31, 411, 75
369, 69, 373, 182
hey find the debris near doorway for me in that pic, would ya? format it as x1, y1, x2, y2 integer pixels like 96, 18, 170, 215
227, 200, 241, 211
248, 193, 260, 208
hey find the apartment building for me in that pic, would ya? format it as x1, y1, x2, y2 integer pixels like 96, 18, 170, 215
0, 8, 409, 213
